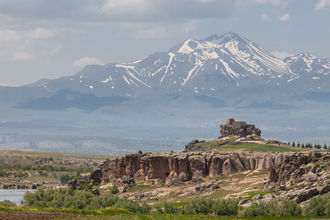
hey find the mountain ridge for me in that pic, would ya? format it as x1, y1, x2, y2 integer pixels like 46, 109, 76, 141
23, 32, 329, 98
1, 31, 328, 113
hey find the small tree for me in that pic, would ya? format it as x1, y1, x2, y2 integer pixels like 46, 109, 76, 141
301, 143, 305, 148
60, 174, 73, 185
324, 144, 328, 150
297, 143, 301, 148
292, 141, 295, 147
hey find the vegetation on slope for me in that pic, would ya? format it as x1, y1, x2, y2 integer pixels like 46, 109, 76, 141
216, 143, 301, 152
0, 187, 327, 219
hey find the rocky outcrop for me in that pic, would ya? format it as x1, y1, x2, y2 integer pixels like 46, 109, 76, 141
265, 151, 330, 203
88, 152, 329, 189
184, 139, 206, 152
220, 118, 261, 137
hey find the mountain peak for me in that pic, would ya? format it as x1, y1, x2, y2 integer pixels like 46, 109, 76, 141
176, 39, 200, 54
172, 32, 249, 55
296, 52, 316, 59
285, 52, 317, 62
204, 32, 248, 44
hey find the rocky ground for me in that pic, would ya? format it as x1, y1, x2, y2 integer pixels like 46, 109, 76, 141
115, 169, 270, 205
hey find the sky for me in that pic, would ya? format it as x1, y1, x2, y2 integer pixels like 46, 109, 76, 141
0, 0, 329, 86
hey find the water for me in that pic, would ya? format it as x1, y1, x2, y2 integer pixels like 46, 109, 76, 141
0, 189, 35, 205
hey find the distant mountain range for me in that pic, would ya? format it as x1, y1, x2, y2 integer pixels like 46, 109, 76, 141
0, 32, 329, 154
8, 31, 325, 111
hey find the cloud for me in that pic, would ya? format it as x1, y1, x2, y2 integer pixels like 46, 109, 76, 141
0, 40, 35, 61
73, 56, 104, 67
0, 27, 56, 61
100, 0, 152, 15
0, 0, 298, 27
236, 0, 292, 9
50, 45, 63, 55
0, 0, 235, 23
195, 0, 216, 3
12, 51, 35, 61
130, 20, 200, 39
315, 0, 330, 10
279, 13, 290, 21
261, 13, 272, 22
0, 28, 21, 41
272, 50, 293, 59
26, 28, 55, 39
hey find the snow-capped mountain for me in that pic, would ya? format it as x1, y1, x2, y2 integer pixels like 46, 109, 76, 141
28, 33, 290, 94
285, 53, 330, 75
20, 32, 330, 109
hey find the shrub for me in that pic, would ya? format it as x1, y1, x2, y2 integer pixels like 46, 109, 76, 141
303, 197, 329, 216
64, 190, 94, 209
163, 203, 178, 214
181, 198, 214, 215
239, 201, 279, 217
155, 205, 164, 214
87, 193, 118, 210
111, 187, 119, 194
60, 174, 74, 185
279, 200, 301, 216
23, 187, 151, 214
190, 198, 214, 214
114, 199, 151, 214
0, 200, 16, 207
212, 199, 238, 216
180, 199, 238, 216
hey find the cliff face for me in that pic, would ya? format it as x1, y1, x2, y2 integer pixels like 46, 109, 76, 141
91, 152, 320, 186
265, 151, 330, 203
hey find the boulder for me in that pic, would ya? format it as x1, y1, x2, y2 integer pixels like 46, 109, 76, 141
90, 168, 102, 184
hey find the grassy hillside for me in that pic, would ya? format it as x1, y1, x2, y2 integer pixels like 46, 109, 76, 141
193, 139, 304, 153
216, 143, 301, 152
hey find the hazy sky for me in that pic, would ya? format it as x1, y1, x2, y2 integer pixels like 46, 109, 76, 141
0, 0, 329, 86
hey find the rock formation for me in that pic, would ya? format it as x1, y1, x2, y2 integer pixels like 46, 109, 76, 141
265, 151, 330, 203
220, 118, 261, 137
87, 152, 329, 188
69, 151, 330, 203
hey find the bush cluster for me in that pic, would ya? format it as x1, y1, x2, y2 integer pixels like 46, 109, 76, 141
239, 198, 330, 217
23, 187, 151, 214
156, 203, 179, 214
60, 174, 75, 185
302, 197, 330, 216
239, 200, 301, 217
180, 198, 239, 216
0, 200, 16, 207
23, 188, 330, 217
